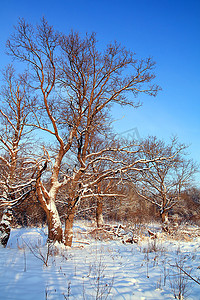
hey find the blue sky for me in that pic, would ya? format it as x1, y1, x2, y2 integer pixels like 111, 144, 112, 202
0, 0, 200, 183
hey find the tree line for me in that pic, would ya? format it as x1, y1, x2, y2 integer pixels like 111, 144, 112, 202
0, 18, 198, 247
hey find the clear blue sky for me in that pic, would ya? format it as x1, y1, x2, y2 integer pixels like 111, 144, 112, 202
0, 0, 200, 183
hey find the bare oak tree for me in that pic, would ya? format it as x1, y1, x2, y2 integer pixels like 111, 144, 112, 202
6, 18, 160, 245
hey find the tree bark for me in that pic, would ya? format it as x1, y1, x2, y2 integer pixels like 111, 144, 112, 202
161, 210, 169, 232
96, 198, 104, 228
161, 211, 168, 223
0, 208, 13, 247
45, 200, 63, 243
64, 204, 76, 247
36, 180, 63, 243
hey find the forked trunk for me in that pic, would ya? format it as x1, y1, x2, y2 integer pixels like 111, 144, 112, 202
96, 198, 104, 228
64, 205, 76, 247
0, 208, 13, 247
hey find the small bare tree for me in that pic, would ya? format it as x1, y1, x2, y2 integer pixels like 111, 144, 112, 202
130, 136, 198, 229
0, 66, 38, 246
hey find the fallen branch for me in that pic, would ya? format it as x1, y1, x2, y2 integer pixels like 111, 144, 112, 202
74, 240, 90, 245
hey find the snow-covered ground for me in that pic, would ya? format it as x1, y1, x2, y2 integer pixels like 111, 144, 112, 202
0, 222, 200, 299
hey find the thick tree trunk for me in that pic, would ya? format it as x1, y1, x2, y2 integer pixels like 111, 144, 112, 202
0, 208, 13, 247
36, 182, 63, 243
161, 211, 168, 223
96, 198, 104, 228
161, 192, 169, 231
46, 200, 63, 243
64, 203, 76, 247
161, 210, 169, 232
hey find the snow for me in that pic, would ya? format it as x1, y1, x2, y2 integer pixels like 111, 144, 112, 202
0, 222, 200, 299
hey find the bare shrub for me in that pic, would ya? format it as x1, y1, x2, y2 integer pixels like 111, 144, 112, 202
169, 257, 192, 299
83, 257, 114, 300
63, 281, 71, 300
22, 239, 52, 267
143, 238, 166, 254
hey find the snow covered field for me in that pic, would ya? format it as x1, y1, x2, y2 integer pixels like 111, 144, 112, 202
0, 222, 200, 299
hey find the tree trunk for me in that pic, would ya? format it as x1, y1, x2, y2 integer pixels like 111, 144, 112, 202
161, 210, 169, 232
161, 192, 169, 231
161, 211, 168, 223
36, 182, 63, 243
96, 198, 104, 228
46, 200, 63, 243
64, 203, 76, 247
0, 208, 13, 247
